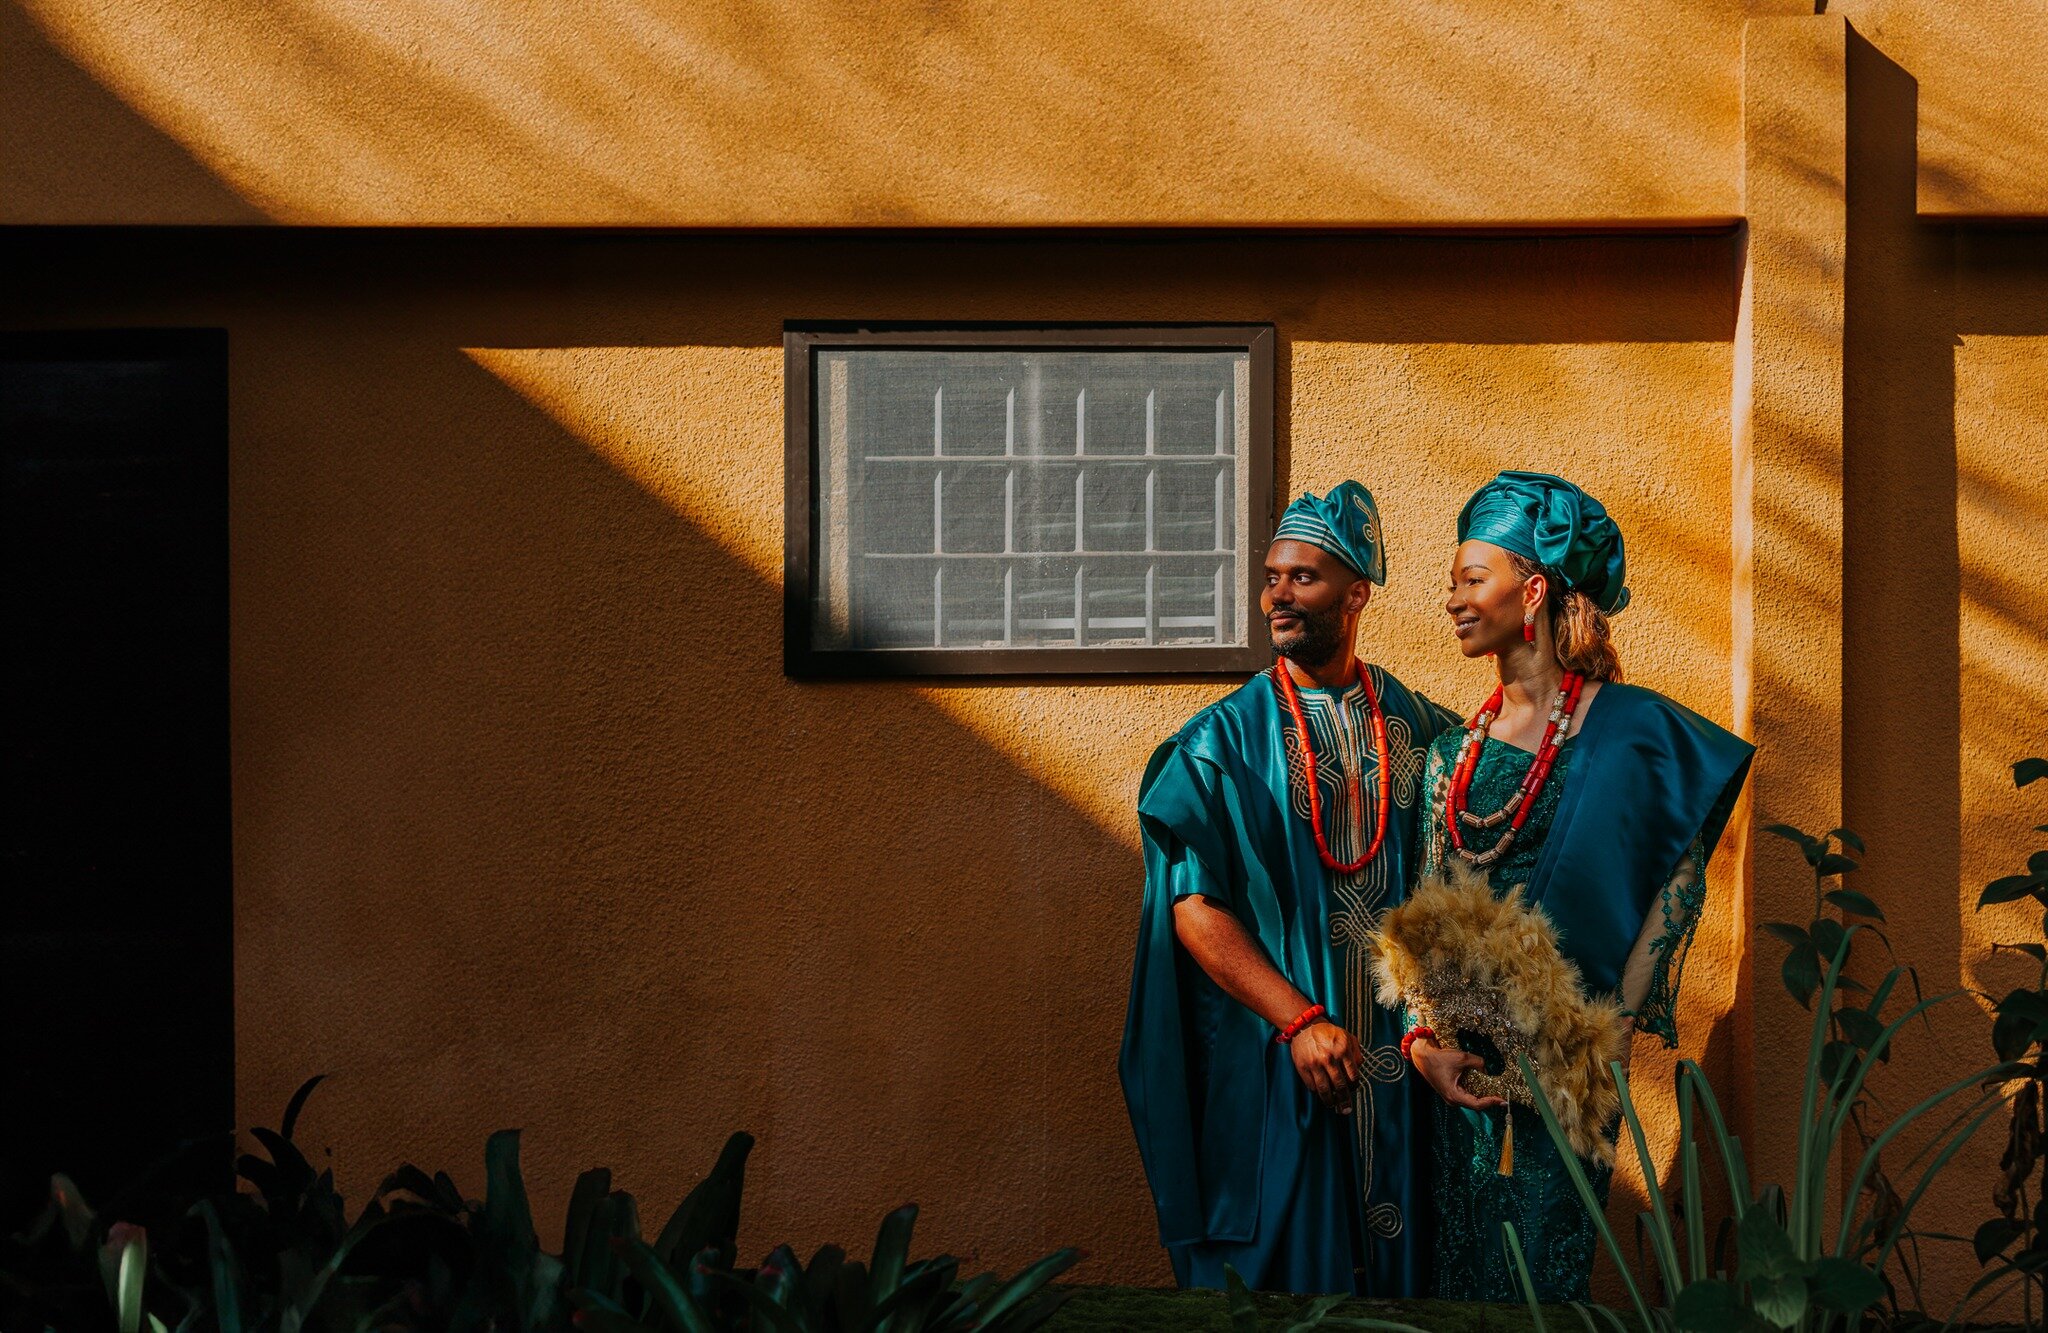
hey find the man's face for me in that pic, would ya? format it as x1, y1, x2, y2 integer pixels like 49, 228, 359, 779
1262, 540, 1369, 666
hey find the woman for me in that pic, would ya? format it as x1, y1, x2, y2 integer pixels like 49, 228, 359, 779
1406, 471, 1753, 1303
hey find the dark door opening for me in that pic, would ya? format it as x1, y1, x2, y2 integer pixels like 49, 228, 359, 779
2, 329, 232, 1226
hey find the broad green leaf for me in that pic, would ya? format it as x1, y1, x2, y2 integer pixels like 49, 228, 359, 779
1999, 988, 2048, 1022
1748, 1273, 1806, 1329
1810, 917, 1847, 962
1993, 1008, 2046, 1061
1979, 875, 2044, 908
1824, 889, 1883, 921
1816, 853, 1860, 877
967, 1247, 1079, 1330
614, 1238, 717, 1333
1735, 1207, 1800, 1284
653, 1133, 752, 1271
563, 1168, 611, 1285
1975, 1217, 2028, 1263
1836, 1008, 1884, 1049
1807, 1257, 1883, 1313
1761, 824, 1822, 865
1782, 945, 1822, 1009
868, 1204, 916, 1306
1827, 828, 1867, 854
1759, 922, 1809, 949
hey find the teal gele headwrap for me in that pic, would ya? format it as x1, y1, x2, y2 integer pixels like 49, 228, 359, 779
1457, 471, 1630, 614
1272, 481, 1386, 585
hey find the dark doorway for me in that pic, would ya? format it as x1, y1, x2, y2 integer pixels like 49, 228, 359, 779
2, 329, 231, 1225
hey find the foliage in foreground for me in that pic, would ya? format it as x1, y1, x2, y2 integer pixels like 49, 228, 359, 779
1963, 758, 2048, 1329
3, 1088, 1075, 1333
1505, 814, 2028, 1333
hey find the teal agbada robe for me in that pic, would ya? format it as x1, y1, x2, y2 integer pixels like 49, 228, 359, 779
1119, 666, 1457, 1296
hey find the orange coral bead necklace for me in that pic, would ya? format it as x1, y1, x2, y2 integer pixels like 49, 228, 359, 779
1445, 671, 1584, 869
1273, 659, 1391, 874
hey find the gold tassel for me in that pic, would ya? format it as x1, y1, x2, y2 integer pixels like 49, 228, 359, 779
1498, 1110, 1515, 1176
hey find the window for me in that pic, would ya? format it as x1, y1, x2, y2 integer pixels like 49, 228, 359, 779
784, 325, 1274, 677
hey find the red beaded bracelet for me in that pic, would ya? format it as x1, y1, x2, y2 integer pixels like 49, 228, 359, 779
1399, 1025, 1438, 1064
1274, 1004, 1327, 1044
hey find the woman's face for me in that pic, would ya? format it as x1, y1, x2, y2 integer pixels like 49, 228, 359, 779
1445, 539, 1537, 659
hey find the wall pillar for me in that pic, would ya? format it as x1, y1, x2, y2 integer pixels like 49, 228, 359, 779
1733, 14, 1846, 1202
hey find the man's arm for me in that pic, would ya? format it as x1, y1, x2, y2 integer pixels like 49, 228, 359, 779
1172, 894, 1360, 1109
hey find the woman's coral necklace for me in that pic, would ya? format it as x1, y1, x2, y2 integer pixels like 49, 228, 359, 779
1446, 672, 1584, 869
1273, 659, 1391, 874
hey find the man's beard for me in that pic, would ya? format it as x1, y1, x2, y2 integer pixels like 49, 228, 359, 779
1271, 603, 1348, 667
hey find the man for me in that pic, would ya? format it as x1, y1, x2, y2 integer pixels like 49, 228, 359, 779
1119, 481, 1460, 1296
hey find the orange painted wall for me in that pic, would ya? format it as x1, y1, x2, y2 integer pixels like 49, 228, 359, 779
6, 0, 2048, 1313
4, 229, 1746, 1284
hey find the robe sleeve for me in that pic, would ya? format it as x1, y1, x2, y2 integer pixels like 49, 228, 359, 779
1619, 836, 1708, 1048
1417, 735, 1453, 880
1120, 732, 1269, 1246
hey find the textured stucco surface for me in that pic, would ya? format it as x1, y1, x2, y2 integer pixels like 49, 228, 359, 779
1735, 15, 1848, 1210
8, 0, 1745, 226
1, 229, 1741, 1284
8, 0, 2048, 225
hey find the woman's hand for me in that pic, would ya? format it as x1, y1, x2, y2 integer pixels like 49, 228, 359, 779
1408, 1036, 1509, 1111
1290, 1020, 1361, 1113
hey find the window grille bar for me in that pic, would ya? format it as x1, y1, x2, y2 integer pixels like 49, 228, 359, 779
1073, 565, 1087, 645
1215, 561, 1230, 642
1213, 388, 1227, 455
1145, 468, 1156, 550
934, 384, 944, 457
1145, 388, 1156, 456
1003, 564, 1015, 647
1074, 469, 1086, 554
1075, 388, 1086, 456
1145, 562, 1157, 645
933, 563, 945, 648
1215, 466, 1229, 551
861, 454, 1226, 465
860, 549, 1231, 561
933, 469, 944, 555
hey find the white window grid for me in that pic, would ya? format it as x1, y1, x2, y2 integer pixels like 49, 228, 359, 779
814, 351, 1253, 651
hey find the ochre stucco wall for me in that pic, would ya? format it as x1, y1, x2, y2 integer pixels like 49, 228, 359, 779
3, 230, 1745, 1284
8, 0, 2048, 1314
7, 0, 2048, 225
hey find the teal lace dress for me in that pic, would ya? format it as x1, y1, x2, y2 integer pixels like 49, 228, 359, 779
1416, 731, 1706, 1303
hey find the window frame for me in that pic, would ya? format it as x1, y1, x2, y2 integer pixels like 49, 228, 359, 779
783, 322, 1276, 679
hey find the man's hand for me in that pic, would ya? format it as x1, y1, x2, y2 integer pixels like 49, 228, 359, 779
1408, 1036, 1508, 1111
1290, 1021, 1361, 1112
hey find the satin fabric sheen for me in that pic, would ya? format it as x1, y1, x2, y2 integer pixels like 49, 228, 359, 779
1118, 667, 1456, 1296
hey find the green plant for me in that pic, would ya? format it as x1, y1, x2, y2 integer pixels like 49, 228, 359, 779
1502, 823, 2020, 1333
1961, 757, 2048, 1330
3, 1080, 1076, 1333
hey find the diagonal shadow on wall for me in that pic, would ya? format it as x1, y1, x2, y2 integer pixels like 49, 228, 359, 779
2, 227, 1744, 1288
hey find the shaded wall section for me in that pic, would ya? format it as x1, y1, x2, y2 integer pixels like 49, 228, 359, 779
1, 230, 1741, 1283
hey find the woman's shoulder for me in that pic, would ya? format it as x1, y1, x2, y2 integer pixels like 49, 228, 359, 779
1585, 681, 1754, 765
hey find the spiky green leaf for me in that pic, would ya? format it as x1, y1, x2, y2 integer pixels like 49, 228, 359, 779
1824, 889, 1883, 921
